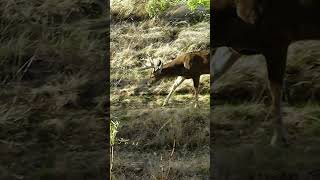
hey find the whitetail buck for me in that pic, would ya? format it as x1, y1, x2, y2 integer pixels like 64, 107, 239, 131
142, 50, 209, 108
212, 0, 320, 146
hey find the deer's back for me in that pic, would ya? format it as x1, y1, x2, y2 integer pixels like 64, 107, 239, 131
178, 50, 210, 77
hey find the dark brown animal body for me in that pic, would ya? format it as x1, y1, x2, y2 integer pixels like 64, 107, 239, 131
212, 0, 320, 146
152, 50, 210, 79
148, 50, 209, 107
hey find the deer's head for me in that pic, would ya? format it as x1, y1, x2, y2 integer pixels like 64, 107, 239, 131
147, 59, 164, 86
140, 58, 165, 86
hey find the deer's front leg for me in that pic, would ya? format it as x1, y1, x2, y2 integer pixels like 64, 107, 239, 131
193, 77, 200, 108
265, 49, 288, 147
269, 80, 288, 146
163, 76, 185, 106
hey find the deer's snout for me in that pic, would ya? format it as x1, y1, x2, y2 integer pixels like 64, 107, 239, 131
146, 77, 155, 87
146, 76, 160, 87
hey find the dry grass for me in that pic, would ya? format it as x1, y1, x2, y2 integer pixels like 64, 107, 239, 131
111, 1, 210, 179
0, 0, 107, 179
112, 108, 209, 179
212, 103, 320, 179
110, 19, 209, 100
211, 41, 320, 179
111, 0, 149, 21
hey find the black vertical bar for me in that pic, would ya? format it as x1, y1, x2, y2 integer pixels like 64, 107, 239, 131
106, 0, 111, 179
210, 1, 215, 180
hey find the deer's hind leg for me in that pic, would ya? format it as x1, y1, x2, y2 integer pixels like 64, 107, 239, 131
163, 76, 185, 106
264, 48, 288, 147
192, 76, 200, 108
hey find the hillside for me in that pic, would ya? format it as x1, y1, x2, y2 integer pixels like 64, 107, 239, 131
0, 1, 108, 179
110, 0, 210, 179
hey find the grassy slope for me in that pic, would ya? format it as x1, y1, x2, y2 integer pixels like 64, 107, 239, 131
0, 1, 107, 179
110, 0, 210, 179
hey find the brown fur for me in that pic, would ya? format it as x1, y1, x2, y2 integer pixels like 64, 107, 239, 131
149, 50, 209, 107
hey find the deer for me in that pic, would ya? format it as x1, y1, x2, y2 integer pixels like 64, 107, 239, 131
212, 0, 320, 146
141, 50, 210, 108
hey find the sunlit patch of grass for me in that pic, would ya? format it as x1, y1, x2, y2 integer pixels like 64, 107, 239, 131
111, 0, 148, 21
110, 18, 210, 108
110, 1, 210, 178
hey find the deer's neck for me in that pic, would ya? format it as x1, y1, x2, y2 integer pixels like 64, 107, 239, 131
161, 61, 184, 77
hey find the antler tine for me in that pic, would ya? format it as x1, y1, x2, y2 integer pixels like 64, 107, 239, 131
139, 64, 154, 70
148, 58, 155, 66
139, 57, 154, 70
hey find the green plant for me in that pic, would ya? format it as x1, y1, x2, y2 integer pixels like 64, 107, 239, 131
110, 120, 119, 174
146, 0, 176, 17
146, 0, 210, 17
187, 0, 210, 11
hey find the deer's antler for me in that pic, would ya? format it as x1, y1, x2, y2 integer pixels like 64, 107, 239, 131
139, 57, 155, 70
